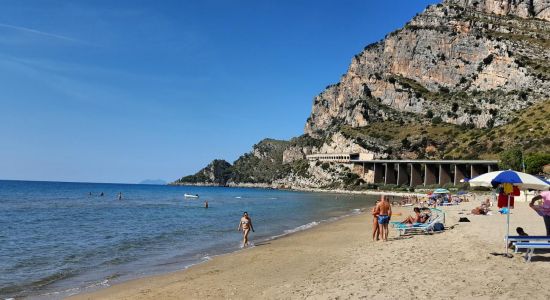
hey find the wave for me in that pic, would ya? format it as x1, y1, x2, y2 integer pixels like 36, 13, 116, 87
36, 279, 110, 299
0, 268, 77, 299
266, 207, 364, 241
283, 221, 320, 234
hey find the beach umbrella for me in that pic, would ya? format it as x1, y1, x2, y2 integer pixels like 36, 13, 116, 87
469, 170, 550, 190
433, 188, 450, 194
469, 170, 550, 256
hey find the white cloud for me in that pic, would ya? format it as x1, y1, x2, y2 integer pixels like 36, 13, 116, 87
0, 22, 90, 44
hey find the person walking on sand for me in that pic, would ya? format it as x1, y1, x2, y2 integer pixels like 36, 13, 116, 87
372, 199, 381, 241
375, 196, 392, 241
237, 211, 254, 247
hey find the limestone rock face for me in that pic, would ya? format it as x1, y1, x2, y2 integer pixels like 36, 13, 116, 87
305, 0, 550, 136
318, 132, 380, 158
282, 147, 306, 164
450, 0, 550, 20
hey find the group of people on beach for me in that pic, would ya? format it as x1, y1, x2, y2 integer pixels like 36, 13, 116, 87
372, 196, 438, 241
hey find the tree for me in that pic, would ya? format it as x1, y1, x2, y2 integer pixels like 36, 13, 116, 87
524, 153, 550, 175
431, 116, 443, 124
426, 110, 434, 118
498, 148, 523, 171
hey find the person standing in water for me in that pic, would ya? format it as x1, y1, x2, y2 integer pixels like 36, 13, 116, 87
237, 212, 254, 247
204, 200, 209, 208
374, 196, 392, 242
118, 192, 122, 200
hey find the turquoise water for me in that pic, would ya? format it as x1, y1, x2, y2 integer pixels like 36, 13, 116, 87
0, 180, 377, 299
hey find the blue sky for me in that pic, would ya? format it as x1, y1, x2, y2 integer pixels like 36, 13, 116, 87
0, 0, 438, 183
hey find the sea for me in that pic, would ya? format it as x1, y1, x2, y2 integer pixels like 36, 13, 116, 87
0, 180, 379, 299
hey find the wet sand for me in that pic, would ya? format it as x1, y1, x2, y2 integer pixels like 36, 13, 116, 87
70, 198, 550, 299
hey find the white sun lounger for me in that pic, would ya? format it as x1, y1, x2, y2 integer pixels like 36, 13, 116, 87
514, 242, 550, 262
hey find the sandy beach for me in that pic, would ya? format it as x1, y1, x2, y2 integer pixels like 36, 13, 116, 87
70, 197, 550, 300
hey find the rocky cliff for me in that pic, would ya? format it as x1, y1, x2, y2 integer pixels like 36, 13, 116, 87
173, 159, 232, 185
174, 0, 550, 189
305, 0, 550, 136
454, 0, 550, 20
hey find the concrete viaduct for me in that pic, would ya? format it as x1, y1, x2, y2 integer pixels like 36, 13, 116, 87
353, 159, 499, 187
306, 153, 499, 187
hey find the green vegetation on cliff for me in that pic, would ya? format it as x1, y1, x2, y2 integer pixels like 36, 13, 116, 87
340, 100, 550, 160
173, 136, 324, 185
173, 159, 232, 185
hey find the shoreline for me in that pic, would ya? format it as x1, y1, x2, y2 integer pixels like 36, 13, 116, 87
170, 182, 434, 197
66, 207, 371, 299
70, 197, 550, 300
44, 198, 371, 299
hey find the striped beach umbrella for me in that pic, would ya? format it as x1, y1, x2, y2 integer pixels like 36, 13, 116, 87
469, 170, 549, 190
469, 170, 550, 256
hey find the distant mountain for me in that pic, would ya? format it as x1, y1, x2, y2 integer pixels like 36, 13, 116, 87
174, 0, 550, 189
139, 179, 167, 185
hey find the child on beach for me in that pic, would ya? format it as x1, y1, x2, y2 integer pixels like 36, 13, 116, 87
508, 227, 529, 248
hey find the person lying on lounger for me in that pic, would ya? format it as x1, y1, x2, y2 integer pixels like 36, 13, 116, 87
471, 203, 489, 215
401, 207, 428, 224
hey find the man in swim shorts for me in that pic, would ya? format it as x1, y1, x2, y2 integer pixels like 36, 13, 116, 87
374, 196, 392, 241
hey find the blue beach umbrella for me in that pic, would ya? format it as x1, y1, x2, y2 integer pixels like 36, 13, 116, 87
469, 170, 550, 256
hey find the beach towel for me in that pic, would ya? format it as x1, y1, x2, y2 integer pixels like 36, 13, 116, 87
498, 193, 514, 208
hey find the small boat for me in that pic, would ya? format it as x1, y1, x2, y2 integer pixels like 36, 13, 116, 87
184, 193, 199, 198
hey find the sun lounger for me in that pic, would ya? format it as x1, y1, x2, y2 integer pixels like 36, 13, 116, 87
391, 208, 446, 236
508, 236, 550, 243
506, 236, 550, 252
514, 242, 550, 262
392, 214, 444, 236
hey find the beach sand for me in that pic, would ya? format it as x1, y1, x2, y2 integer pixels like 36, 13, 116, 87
70, 198, 550, 299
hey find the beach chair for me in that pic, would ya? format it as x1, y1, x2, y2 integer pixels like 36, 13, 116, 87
506, 236, 550, 252
392, 212, 444, 236
514, 242, 550, 262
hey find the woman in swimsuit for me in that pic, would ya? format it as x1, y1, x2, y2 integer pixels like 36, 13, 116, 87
372, 199, 381, 241
401, 207, 424, 224
237, 211, 255, 247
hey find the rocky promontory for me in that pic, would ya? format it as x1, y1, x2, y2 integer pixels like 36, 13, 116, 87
174, 0, 550, 189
